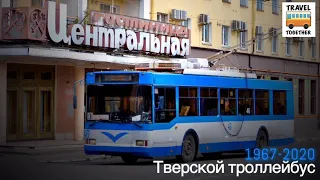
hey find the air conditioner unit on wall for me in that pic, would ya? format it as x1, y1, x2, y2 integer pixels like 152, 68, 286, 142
171, 9, 181, 20
268, 27, 277, 37
231, 20, 241, 31
180, 10, 187, 20
199, 14, 209, 24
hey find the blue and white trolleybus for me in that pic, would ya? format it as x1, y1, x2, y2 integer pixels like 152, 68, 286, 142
82, 61, 294, 164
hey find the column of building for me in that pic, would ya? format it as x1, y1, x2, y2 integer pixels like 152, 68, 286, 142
74, 67, 85, 141
74, 0, 87, 141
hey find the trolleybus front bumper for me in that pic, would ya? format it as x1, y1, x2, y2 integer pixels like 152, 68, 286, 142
84, 144, 181, 158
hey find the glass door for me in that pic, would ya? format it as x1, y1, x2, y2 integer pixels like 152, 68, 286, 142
38, 87, 54, 139
20, 87, 37, 139
7, 88, 18, 141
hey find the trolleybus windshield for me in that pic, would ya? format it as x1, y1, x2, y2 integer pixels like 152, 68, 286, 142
86, 84, 152, 123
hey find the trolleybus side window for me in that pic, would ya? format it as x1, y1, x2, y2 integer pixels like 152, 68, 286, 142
220, 88, 237, 115
238, 89, 254, 115
255, 89, 269, 115
273, 90, 287, 115
154, 87, 176, 123
179, 87, 199, 116
200, 87, 218, 116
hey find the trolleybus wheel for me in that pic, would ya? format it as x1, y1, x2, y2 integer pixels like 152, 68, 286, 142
121, 155, 139, 164
177, 134, 196, 163
257, 130, 268, 148
303, 24, 309, 29
245, 129, 268, 157
202, 152, 222, 160
289, 24, 294, 29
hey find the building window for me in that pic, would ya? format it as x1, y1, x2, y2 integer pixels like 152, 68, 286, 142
157, 13, 168, 23
7, 71, 17, 79
32, 0, 44, 7
240, 0, 248, 7
23, 72, 35, 80
310, 80, 316, 114
257, 0, 264, 11
200, 88, 218, 116
179, 88, 198, 116
181, 18, 192, 30
222, 26, 229, 46
299, 38, 304, 57
240, 31, 247, 49
286, 38, 292, 55
298, 79, 305, 115
100, 4, 119, 13
272, 0, 279, 14
271, 30, 278, 53
311, 37, 316, 59
255, 90, 269, 115
273, 90, 287, 115
41, 72, 52, 80
10, 0, 17, 7
256, 26, 263, 51
202, 24, 211, 44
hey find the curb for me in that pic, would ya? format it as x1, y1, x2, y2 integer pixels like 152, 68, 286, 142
40, 155, 114, 163
0, 146, 84, 156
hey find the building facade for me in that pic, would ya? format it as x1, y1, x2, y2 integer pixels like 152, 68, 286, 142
0, 0, 89, 144
150, 0, 320, 135
1, 0, 175, 144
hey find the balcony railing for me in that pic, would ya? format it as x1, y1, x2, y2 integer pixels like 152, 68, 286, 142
1, 7, 47, 41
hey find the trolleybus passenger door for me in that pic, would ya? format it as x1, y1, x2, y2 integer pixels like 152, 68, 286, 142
220, 89, 244, 136
152, 87, 178, 148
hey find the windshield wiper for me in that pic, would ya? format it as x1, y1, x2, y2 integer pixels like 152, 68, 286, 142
89, 118, 150, 127
89, 118, 131, 126
131, 119, 152, 127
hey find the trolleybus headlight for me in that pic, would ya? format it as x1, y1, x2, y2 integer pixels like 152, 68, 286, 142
136, 140, 148, 146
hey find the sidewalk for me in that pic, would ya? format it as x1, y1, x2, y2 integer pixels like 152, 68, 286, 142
0, 140, 113, 163
294, 118, 320, 142
0, 140, 84, 155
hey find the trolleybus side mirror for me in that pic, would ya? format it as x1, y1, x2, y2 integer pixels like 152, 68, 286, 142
155, 96, 164, 110
73, 95, 77, 109
154, 88, 159, 109
159, 96, 164, 110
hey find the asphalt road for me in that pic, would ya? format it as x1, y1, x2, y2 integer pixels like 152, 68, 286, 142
1, 140, 319, 180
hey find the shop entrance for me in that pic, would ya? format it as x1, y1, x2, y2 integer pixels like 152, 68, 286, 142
6, 63, 55, 141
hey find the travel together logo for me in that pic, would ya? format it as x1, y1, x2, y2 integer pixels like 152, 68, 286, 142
282, 2, 316, 37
